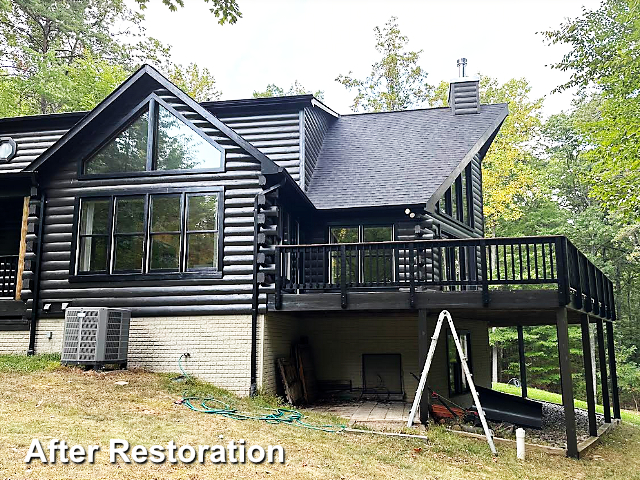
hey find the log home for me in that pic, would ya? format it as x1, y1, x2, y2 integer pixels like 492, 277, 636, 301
0, 64, 620, 457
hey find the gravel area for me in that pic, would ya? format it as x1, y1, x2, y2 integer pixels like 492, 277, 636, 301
485, 402, 605, 448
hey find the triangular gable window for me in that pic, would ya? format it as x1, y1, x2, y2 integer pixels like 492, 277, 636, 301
83, 97, 224, 176
156, 104, 223, 171
85, 110, 149, 175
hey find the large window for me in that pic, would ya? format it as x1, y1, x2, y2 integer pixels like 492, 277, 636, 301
446, 330, 473, 396
84, 98, 224, 176
329, 225, 394, 285
74, 190, 222, 277
436, 165, 474, 229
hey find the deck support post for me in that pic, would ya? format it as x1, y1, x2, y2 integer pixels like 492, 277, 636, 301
580, 314, 598, 437
605, 321, 621, 419
418, 309, 430, 424
556, 307, 578, 458
596, 318, 612, 423
517, 325, 527, 398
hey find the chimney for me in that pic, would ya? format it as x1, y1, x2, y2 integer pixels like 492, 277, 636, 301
448, 58, 480, 115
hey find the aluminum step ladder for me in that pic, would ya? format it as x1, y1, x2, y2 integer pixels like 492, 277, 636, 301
407, 309, 497, 455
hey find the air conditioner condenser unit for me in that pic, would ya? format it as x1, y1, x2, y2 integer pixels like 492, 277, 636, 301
61, 307, 130, 367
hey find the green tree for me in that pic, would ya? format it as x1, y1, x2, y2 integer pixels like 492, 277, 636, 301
492, 97, 640, 404
336, 16, 431, 112
134, 0, 241, 25
0, 0, 168, 113
543, 0, 640, 220
0, 0, 219, 115
253, 81, 324, 100
168, 63, 221, 102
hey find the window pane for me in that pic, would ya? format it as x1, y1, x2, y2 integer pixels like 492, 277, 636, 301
329, 227, 359, 284
84, 110, 149, 174
451, 185, 458, 220
330, 227, 358, 243
115, 196, 145, 233
461, 172, 469, 225
362, 226, 393, 284
187, 195, 218, 231
151, 195, 181, 232
150, 234, 180, 270
460, 334, 469, 390
114, 235, 144, 272
80, 199, 110, 235
78, 236, 108, 272
363, 226, 392, 242
156, 105, 223, 171
187, 233, 218, 270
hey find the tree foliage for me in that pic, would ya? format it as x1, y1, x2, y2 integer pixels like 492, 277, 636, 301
168, 63, 221, 102
543, 0, 640, 219
134, 0, 241, 25
0, 0, 219, 115
253, 81, 324, 100
336, 17, 431, 112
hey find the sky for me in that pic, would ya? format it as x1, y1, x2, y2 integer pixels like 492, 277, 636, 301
138, 0, 602, 117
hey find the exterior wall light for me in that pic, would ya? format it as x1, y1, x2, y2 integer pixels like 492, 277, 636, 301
0, 137, 17, 162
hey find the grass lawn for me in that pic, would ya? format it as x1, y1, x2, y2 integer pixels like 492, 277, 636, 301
0, 355, 639, 480
493, 382, 640, 427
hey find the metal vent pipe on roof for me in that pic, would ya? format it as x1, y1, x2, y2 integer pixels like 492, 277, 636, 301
449, 58, 479, 115
457, 58, 467, 77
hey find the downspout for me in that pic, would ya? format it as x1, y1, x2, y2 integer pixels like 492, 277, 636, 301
250, 178, 286, 396
27, 192, 46, 355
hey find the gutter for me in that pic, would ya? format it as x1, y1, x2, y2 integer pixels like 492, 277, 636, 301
250, 178, 286, 396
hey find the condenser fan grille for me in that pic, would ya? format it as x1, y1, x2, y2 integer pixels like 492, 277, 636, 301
61, 308, 130, 366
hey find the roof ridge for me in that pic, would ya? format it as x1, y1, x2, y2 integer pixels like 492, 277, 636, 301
339, 102, 508, 117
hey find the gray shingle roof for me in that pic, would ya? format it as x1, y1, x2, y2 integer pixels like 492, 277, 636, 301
305, 103, 508, 210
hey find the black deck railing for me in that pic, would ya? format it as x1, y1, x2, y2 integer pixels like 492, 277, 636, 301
274, 236, 615, 319
0, 255, 19, 298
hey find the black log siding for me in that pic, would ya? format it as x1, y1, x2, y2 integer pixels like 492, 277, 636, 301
30, 89, 303, 318
218, 112, 301, 184
302, 106, 334, 189
0, 130, 67, 174
470, 153, 484, 237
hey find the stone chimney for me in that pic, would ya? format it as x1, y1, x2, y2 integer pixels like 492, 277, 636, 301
448, 58, 480, 115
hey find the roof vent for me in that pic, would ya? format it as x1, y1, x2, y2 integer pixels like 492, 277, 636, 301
448, 59, 479, 115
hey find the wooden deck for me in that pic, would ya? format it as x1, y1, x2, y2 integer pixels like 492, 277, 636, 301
272, 236, 616, 325
267, 289, 587, 327
306, 401, 420, 426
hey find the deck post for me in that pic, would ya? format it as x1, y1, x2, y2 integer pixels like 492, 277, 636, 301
556, 307, 578, 458
606, 321, 621, 419
480, 239, 490, 306
596, 318, 612, 423
418, 309, 430, 423
580, 314, 598, 436
340, 245, 347, 309
517, 325, 527, 398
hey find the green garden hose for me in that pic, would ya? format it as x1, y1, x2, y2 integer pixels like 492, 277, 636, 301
175, 355, 345, 433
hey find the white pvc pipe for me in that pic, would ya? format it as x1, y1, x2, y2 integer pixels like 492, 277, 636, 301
516, 428, 526, 460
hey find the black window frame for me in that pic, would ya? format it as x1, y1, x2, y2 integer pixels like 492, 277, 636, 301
79, 93, 226, 180
445, 329, 473, 397
69, 186, 224, 282
112, 195, 147, 274
434, 166, 475, 231
76, 197, 112, 274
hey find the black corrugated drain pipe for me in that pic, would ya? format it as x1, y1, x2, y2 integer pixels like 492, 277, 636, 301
27, 193, 46, 355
